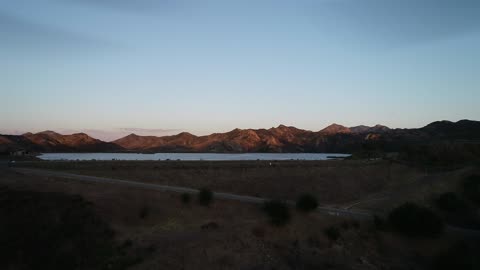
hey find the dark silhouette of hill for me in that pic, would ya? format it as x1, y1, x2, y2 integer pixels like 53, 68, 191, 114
112, 119, 480, 153
0, 131, 123, 153
1, 120, 479, 153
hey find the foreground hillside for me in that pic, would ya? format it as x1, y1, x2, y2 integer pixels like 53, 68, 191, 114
2, 160, 480, 270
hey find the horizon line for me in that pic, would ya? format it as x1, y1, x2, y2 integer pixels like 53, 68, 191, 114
0, 119, 475, 142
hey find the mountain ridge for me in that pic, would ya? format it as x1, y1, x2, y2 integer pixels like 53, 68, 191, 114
1, 120, 479, 154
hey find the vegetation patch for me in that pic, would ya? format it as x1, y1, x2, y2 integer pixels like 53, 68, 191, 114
0, 187, 133, 270
198, 188, 214, 206
431, 241, 480, 270
139, 205, 150, 219
324, 226, 341, 242
388, 202, 444, 237
262, 200, 290, 226
296, 193, 319, 212
435, 192, 468, 212
463, 174, 480, 205
181, 192, 192, 204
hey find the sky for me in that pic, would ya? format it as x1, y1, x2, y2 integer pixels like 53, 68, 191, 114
1, 0, 479, 141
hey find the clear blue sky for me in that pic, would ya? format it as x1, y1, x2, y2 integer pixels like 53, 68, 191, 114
1, 0, 479, 140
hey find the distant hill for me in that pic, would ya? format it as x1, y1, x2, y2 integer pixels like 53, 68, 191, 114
319, 124, 352, 135
1, 120, 479, 154
350, 125, 390, 134
0, 131, 123, 153
112, 120, 480, 153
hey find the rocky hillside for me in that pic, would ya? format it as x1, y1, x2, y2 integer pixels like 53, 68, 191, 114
1, 120, 479, 153
0, 131, 123, 153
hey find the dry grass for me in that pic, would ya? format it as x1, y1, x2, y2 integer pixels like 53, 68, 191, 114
1, 161, 475, 270
18, 160, 422, 205
0, 169, 377, 269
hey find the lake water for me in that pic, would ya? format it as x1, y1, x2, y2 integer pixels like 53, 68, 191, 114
38, 153, 351, 161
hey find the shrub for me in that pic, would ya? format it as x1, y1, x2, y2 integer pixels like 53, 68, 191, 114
324, 226, 340, 241
201, 221, 219, 230
0, 189, 119, 270
251, 227, 265, 238
431, 241, 480, 270
122, 239, 133, 248
388, 202, 444, 237
373, 215, 385, 230
463, 174, 480, 205
181, 193, 191, 204
262, 200, 290, 226
435, 192, 468, 212
139, 206, 149, 219
296, 194, 319, 212
197, 188, 213, 206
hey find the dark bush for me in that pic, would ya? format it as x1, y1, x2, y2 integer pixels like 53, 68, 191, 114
251, 227, 265, 238
122, 239, 133, 249
0, 189, 120, 270
435, 192, 468, 212
296, 193, 319, 212
181, 193, 191, 204
324, 226, 340, 241
139, 206, 149, 219
463, 174, 480, 205
373, 214, 382, 227
198, 188, 213, 206
262, 200, 290, 226
432, 241, 480, 270
435, 191, 480, 229
201, 221, 219, 230
388, 202, 444, 237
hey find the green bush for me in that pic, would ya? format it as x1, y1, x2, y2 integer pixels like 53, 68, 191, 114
296, 194, 319, 212
463, 174, 480, 205
388, 202, 444, 237
181, 193, 191, 204
262, 200, 290, 226
324, 226, 340, 241
197, 188, 213, 206
435, 192, 468, 212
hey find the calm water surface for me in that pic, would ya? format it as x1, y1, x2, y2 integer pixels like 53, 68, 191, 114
38, 153, 350, 161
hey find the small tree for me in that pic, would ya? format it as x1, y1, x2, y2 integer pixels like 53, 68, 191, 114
463, 175, 480, 205
388, 202, 444, 237
197, 188, 213, 206
263, 200, 290, 226
324, 226, 340, 241
435, 192, 468, 212
296, 194, 319, 212
373, 215, 385, 230
432, 241, 480, 270
181, 193, 191, 204
139, 206, 149, 219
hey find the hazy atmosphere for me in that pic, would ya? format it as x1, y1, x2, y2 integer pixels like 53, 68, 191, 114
2, 0, 479, 140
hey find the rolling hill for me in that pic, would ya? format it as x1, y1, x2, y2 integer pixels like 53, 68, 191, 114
1, 120, 479, 154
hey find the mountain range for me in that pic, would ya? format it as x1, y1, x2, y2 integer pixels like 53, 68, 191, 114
1, 120, 479, 154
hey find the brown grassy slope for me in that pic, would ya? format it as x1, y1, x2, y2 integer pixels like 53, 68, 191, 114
19, 160, 422, 205
0, 168, 460, 270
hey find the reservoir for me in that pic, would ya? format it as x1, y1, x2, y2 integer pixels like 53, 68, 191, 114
38, 153, 351, 161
